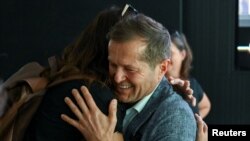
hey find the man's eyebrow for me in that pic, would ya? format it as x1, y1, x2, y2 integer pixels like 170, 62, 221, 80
124, 64, 138, 69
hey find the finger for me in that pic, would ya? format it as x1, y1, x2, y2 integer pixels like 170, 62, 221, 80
184, 80, 190, 90
187, 96, 196, 106
195, 113, 203, 133
186, 92, 193, 99
108, 99, 118, 131
80, 86, 99, 112
64, 97, 84, 119
191, 96, 196, 107
170, 78, 184, 86
186, 87, 193, 95
203, 121, 208, 133
61, 114, 82, 130
72, 88, 90, 115
167, 76, 174, 82
61, 114, 87, 136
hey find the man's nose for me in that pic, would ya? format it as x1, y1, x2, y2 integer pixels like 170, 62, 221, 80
114, 68, 126, 83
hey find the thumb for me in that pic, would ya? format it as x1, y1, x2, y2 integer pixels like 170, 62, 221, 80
109, 99, 118, 129
195, 113, 203, 133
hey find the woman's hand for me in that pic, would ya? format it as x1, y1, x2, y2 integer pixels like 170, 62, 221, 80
195, 114, 208, 141
168, 76, 196, 106
61, 86, 121, 141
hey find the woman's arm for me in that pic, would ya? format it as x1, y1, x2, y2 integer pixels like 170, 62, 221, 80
198, 93, 211, 118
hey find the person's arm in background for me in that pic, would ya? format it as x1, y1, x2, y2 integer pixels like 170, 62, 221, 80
198, 93, 211, 119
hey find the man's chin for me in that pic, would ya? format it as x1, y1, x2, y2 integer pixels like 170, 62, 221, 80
115, 93, 129, 103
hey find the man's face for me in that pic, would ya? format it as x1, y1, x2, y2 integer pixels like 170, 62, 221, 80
108, 38, 165, 103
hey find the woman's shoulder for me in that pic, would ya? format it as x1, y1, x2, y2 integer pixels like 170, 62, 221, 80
189, 77, 202, 88
47, 79, 112, 98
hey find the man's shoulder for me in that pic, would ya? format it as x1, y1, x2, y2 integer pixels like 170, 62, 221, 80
157, 92, 193, 116
162, 92, 189, 107
127, 79, 197, 141
139, 93, 197, 141
149, 78, 193, 115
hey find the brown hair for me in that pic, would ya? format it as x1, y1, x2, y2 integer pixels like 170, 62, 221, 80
171, 32, 193, 79
42, 6, 122, 85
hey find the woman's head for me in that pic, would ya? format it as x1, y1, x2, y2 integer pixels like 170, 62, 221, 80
60, 6, 122, 83
166, 31, 193, 79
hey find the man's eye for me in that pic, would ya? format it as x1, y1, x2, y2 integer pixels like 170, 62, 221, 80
126, 68, 136, 72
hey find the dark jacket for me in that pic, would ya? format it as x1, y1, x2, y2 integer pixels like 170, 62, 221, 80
23, 80, 123, 141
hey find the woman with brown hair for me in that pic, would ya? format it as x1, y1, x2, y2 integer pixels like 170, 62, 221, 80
166, 31, 211, 118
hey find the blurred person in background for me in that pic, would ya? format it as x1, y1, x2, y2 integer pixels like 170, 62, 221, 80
166, 31, 211, 119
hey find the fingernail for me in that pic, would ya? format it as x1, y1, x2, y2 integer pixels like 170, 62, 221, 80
64, 97, 69, 102
112, 99, 117, 105
81, 86, 86, 89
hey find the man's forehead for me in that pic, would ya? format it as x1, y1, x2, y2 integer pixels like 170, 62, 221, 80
108, 37, 147, 48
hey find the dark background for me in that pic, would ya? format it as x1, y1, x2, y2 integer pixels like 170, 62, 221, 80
1, 0, 249, 124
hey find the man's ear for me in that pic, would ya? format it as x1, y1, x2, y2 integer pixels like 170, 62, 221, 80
160, 59, 171, 75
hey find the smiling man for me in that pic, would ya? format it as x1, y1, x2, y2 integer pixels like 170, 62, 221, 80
108, 37, 160, 104
62, 13, 197, 141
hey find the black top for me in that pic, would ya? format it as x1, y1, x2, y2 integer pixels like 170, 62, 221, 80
23, 80, 124, 141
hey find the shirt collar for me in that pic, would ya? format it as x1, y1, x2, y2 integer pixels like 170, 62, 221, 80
130, 82, 160, 113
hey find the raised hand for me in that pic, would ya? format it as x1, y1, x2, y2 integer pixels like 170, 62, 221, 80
61, 86, 122, 141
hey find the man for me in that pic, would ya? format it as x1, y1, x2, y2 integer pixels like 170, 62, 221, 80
62, 13, 197, 141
